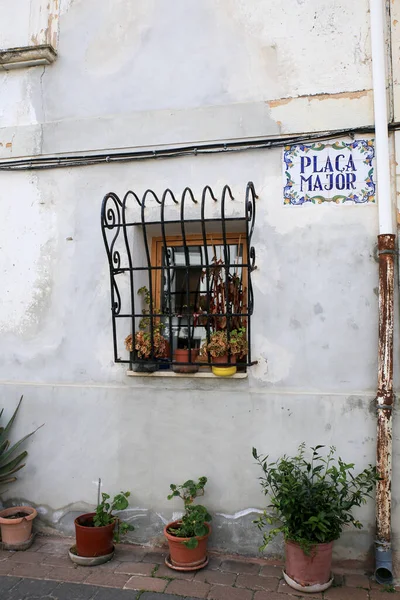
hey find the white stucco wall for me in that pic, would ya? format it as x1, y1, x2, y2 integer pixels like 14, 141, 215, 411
0, 0, 399, 568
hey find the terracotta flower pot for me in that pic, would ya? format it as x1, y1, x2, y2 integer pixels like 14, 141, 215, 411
285, 539, 333, 588
74, 512, 115, 557
0, 506, 37, 546
164, 520, 211, 569
173, 348, 199, 373
212, 354, 237, 377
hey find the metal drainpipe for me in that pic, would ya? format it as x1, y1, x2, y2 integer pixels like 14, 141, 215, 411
375, 234, 395, 584
370, 0, 396, 585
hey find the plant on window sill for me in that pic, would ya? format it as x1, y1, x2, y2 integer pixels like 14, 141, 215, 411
200, 327, 247, 364
196, 256, 248, 376
173, 323, 200, 374
125, 286, 169, 372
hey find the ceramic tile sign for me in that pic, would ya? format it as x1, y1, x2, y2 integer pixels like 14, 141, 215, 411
283, 139, 375, 205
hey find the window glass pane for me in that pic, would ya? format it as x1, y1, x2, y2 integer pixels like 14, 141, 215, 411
160, 243, 244, 352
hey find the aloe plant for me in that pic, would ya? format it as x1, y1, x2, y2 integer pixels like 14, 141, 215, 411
0, 396, 42, 491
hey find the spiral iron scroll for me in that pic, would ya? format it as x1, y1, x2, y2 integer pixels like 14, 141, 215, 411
101, 192, 123, 315
245, 181, 257, 269
245, 182, 258, 318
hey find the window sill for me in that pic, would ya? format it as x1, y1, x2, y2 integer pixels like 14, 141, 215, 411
126, 370, 248, 379
0, 45, 57, 70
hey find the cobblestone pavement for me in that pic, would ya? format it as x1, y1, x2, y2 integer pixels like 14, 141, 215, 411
0, 535, 397, 600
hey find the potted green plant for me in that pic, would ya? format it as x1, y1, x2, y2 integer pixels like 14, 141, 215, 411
0, 396, 42, 550
125, 286, 169, 372
252, 444, 378, 593
197, 257, 248, 376
73, 491, 134, 561
164, 477, 211, 571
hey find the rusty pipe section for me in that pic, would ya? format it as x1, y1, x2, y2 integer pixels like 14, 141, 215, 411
375, 233, 395, 584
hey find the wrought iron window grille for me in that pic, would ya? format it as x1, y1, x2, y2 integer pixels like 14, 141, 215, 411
101, 182, 257, 373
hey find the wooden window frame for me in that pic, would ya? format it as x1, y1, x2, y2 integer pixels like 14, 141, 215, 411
151, 232, 248, 315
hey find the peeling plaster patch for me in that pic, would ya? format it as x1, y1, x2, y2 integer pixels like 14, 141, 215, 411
18, 239, 55, 335
217, 508, 263, 519
156, 512, 168, 525
0, 175, 56, 336
36, 506, 48, 516
121, 513, 146, 524
34, 504, 149, 526
268, 89, 369, 109
252, 336, 292, 383
52, 509, 66, 523
314, 89, 368, 102
221, 0, 371, 99
269, 97, 292, 108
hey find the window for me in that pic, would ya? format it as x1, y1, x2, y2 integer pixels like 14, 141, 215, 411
101, 183, 257, 376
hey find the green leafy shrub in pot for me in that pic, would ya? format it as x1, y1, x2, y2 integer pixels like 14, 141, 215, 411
94, 491, 134, 543
252, 443, 378, 554
167, 477, 211, 549
75, 491, 135, 558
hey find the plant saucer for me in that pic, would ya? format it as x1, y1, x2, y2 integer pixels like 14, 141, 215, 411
68, 545, 115, 566
165, 554, 208, 571
283, 570, 333, 593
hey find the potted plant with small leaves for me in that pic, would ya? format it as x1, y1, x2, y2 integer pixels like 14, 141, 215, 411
72, 491, 134, 563
125, 286, 169, 372
252, 444, 378, 593
200, 327, 247, 376
164, 477, 211, 571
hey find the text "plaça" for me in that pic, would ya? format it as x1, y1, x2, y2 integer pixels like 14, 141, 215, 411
300, 154, 356, 193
